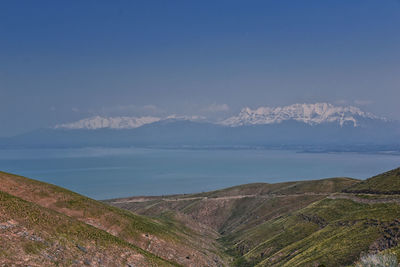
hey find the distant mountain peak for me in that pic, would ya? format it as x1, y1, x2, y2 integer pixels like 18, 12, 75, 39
220, 102, 384, 127
54, 114, 206, 130
165, 114, 207, 121
54, 116, 161, 130
54, 103, 386, 130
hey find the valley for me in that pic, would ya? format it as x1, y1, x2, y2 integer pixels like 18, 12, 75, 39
2, 168, 400, 266
108, 169, 400, 266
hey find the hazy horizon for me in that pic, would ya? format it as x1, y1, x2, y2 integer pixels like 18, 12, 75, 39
1, 0, 400, 137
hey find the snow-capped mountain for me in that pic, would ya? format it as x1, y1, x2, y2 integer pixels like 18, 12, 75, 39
54, 115, 206, 130
54, 116, 161, 130
55, 103, 386, 130
3, 103, 399, 149
164, 114, 206, 121
221, 103, 384, 127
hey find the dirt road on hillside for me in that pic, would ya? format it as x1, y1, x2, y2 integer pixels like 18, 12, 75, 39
111, 192, 331, 204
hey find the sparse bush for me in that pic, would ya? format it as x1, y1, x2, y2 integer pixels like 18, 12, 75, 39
233, 257, 257, 267
355, 253, 399, 267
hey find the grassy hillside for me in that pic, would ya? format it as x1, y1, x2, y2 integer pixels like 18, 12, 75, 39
109, 177, 359, 234
110, 169, 400, 267
196, 177, 359, 197
345, 167, 400, 194
0, 190, 175, 267
223, 198, 400, 266
4, 167, 400, 266
0, 171, 228, 266
220, 168, 400, 266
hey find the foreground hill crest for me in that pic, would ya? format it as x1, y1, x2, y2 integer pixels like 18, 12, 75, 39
344, 167, 400, 194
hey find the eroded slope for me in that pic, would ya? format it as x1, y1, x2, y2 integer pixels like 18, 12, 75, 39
0, 171, 228, 266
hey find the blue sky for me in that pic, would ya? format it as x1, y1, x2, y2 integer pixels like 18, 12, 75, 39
1, 0, 399, 136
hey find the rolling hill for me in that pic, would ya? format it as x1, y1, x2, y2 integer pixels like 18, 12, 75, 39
344, 167, 400, 194
0, 190, 175, 267
109, 167, 400, 266
0, 171, 229, 266
3, 167, 400, 266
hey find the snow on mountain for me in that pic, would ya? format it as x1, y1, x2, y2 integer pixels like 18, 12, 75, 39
165, 114, 206, 121
54, 116, 161, 130
55, 103, 385, 130
54, 115, 207, 130
220, 103, 383, 127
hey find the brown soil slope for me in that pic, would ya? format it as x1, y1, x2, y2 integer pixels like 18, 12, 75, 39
0, 171, 229, 267
0, 190, 175, 267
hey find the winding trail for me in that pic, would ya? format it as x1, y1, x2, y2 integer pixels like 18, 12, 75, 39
111, 192, 330, 204
111, 192, 400, 206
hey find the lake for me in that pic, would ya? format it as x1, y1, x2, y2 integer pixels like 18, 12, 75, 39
0, 147, 399, 200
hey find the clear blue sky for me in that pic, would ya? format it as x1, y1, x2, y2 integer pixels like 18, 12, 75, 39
1, 0, 399, 136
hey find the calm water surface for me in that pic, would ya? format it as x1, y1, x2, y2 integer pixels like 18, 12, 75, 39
0, 147, 399, 199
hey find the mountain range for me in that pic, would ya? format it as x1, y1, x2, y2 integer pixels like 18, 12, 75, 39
2, 103, 400, 151
54, 115, 206, 130
220, 103, 383, 127
55, 103, 385, 130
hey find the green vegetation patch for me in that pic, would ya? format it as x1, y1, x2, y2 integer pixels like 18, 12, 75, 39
23, 241, 47, 255
224, 198, 400, 267
345, 167, 400, 194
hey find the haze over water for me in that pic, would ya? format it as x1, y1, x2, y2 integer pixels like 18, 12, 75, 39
1, 147, 399, 199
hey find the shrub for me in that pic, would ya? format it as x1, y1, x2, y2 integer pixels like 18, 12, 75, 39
355, 253, 399, 267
